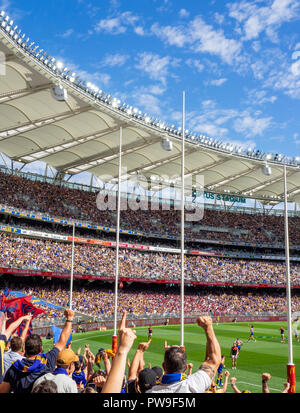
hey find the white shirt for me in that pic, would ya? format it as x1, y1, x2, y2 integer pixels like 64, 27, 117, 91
3, 350, 23, 375
32, 372, 78, 393
146, 369, 211, 393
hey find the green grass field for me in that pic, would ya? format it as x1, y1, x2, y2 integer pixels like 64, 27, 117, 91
42, 321, 300, 393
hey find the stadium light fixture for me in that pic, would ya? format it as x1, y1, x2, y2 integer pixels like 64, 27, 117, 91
56, 61, 64, 70
262, 164, 272, 176
161, 138, 173, 152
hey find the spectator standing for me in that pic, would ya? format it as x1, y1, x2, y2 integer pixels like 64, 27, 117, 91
32, 348, 79, 393
0, 309, 74, 393
0, 313, 33, 384
3, 314, 32, 375
147, 316, 221, 393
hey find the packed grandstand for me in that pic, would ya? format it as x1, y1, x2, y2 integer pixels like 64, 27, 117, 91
0, 6, 299, 338
0, 166, 299, 332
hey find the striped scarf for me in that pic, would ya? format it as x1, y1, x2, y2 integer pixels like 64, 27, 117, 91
12, 353, 48, 374
72, 370, 87, 387
159, 372, 187, 385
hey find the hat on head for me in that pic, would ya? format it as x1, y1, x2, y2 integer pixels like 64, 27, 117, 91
152, 366, 163, 379
138, 368, 157, 393
56, 348, 79, 367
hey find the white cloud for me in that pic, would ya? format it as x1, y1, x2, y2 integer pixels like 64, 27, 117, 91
206, 78, 228, 86
233, 113, 273, 137
0, 0, 11, 11
58, 29, 74, 39
101, 53, 129, 67
214, 12, 225, 25
135, 52, 177, 85
134, 26, 146, 36
95, 11, 139, 35
261, 48, 300, 98
147, 85, 166, 96
132, 92, 162, 116
179, 8, 190, 18
151, 16, 242, 65
186, 59, 204, 73
293, 133, 300, 144
189, 16, 242, 65
246, 89, 277, 105
201, 100, 216, 109
228, 0, 300, 42
151, 23, 187, 47
290, 60, 300, 76
251, 41, 261, 52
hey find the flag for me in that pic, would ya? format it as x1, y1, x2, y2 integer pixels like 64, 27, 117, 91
51, 325, 72, 346
0, 294, 45, 336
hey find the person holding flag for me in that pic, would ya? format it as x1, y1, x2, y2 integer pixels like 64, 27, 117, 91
3, 314, 33, 375
0, 312, 33, 384
0, 294, 45, 337
0, 308, 75, 393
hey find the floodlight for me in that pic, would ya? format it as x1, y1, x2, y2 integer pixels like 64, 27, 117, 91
51, 84, 68, 101
262, 164, 272, 176
161, 138, 173, 151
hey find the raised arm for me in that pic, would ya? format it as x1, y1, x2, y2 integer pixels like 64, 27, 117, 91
20, 314, 33, 344
197, 316, 221, 380
230, 377, 241, 393
221, 370, 230, 393
128, 339, 152, 381
4, 314, 31, 341
54, 309, 74, 352
101, 311, 136, 393
185, 363, 193, 376
102, 351, 111, 376
262, 373, 271, 393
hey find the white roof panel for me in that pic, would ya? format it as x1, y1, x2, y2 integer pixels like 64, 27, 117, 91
0, 19, 300, 206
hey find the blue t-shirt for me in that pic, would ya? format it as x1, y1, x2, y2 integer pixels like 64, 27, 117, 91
3, 347, 59, 393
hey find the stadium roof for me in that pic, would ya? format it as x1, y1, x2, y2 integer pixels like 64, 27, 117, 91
1, 11, 300, 206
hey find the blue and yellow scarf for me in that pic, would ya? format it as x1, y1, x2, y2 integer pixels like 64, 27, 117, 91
72, 370, 87, 387
53, 367, 68, 376
12, 353, 48, 374
159, 373, 187, 385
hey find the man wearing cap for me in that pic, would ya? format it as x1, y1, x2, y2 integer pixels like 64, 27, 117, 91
128, 368, 157, 393
32, 348, 79, 393
0, 309, 75, 393
146, 316, 221, 393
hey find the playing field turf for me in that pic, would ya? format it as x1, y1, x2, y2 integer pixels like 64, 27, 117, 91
42, 321, 300, 393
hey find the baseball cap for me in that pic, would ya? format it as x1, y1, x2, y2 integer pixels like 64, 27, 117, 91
56, 348, 79, 367
138, 368, 157, 393
152, 366, 163, 379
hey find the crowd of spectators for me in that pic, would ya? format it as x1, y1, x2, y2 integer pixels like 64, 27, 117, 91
0, 233, 299, 287
0, 309, 291, 394
1, 279, 299, 322
0, 172, 297, 395
1, 171, 300, 245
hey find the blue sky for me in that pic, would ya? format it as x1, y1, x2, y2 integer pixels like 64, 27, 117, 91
2, 0, 300, 166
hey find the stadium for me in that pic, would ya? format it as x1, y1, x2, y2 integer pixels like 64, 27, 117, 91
0, 5, 299, 396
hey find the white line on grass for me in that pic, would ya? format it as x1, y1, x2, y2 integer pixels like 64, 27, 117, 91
70, 332, 113, 343
238, 380, 281, 392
